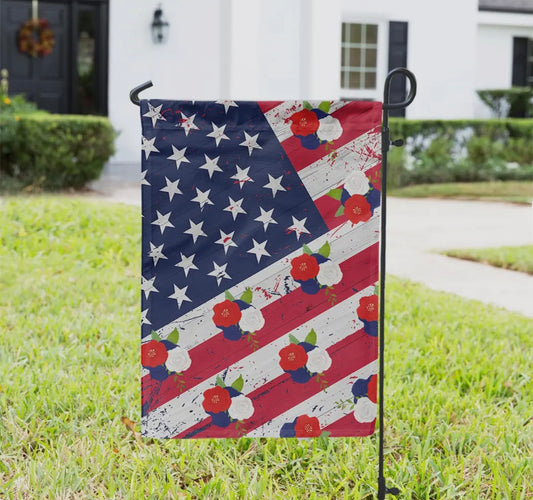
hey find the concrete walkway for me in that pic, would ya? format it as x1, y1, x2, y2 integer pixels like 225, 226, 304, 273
91, 182, 533, 317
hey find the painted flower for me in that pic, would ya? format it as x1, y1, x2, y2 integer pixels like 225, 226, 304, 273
344, 170, 370, 196
239, 307, 265, 333
202, 386, 232, 413
316, 260, 342, 287
279, 343, 308, 371
141, 340, 168, 368
357, 295, 378, 322
367, 374, 377, 403
290, 254, 320, 282
353, 397, 377, 423
228, 394, 255, 421
306, 347, 332, 373
344, 195, 372, 224
290, 109, 320, 136
294, 415, 322, 437
165, 346, 192, 373
213, 299, 242, 328
317, 115, 343, 142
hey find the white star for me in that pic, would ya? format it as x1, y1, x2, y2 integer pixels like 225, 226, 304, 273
254, 207, 278, 231
231, 165, 254, 189
286, 216, 310, 240
143, 103, 166, 127
141, 308, 151, 325
208, 261, 231, 286
175, 252, 198, 277
184, 219, 207, 244
180, 112, 199, 136
141, 136, 159, 159
224, 196, 247, 220
141, 276, 158, 299
168, 284, 192, 309
247, 239, 271, 263
263, 174, 286, 198
199, 154, 223, 179
152, 211, 175, 235
167, 145, 190, 170
215, 100, 239, 113
239, 131, 262, 156
141, 169, 150, 186
206, 122, 230, 146
215, 230, 238, 255
191, 188, 214, 211
160, 177, 182, 201
149, 242, 167, 266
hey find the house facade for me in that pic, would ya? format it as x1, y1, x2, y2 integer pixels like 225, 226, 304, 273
1, 0, 532, 169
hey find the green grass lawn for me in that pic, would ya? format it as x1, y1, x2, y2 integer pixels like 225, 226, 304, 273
389, 181, 533, 204
0, 197, 531, 499
443, 245, 533, 275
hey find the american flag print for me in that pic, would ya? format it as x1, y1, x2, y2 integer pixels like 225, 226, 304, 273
140, 99, 382, 439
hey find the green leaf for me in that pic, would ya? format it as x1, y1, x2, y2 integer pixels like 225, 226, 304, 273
305, 328, 317, 345
167, 328, 180, 345
225, 290, 235, 301
240, 288, 253, 305
231, 375, 244, 393
303, 101, 312, 110
326, 188, 343, 201
318, 241, 330, 259
216, 376, 225, 388
289, 334, 300, 345
151, 330, 161, 342
318, 101, 331, 113
334, 205, 345, 217
321, 431, 331, 438
302, 244, 312, 255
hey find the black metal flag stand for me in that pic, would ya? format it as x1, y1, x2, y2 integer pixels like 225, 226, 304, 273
130, 67, 417, 500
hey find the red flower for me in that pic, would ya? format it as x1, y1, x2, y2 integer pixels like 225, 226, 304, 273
344, 195, 371, 224
367, 374, 377, 404
202, 386, 232, 413
290, 254, 319, 282
141, 340, 168, 368
279, 344, 308, 371
289, 109, 319, 136
212, 299, 242, 327
357, 295, 378, 322
295, 415, 321, 437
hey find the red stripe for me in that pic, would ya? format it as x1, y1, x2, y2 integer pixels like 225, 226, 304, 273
258, 101, 284, 114
323, 413, 375, 437
176, 329, 378, 438
142, 243, 379, 413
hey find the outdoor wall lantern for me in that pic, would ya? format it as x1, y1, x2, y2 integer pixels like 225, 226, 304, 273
151, 5, 169, 44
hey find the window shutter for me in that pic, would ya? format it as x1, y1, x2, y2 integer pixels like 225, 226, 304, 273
512, 37, 528, 86
388, 21, 408, 117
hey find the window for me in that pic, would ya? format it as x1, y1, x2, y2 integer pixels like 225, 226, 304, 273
341, 23, 378, 90
528, 39, 533, 86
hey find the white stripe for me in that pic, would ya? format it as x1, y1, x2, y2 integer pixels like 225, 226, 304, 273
142, 286, 377, 439
247, 360, 377, 437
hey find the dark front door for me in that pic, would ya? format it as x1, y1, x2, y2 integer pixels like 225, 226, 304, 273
0, 0, 108, 115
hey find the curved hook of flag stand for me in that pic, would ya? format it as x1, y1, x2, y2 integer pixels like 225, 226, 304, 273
130, 80, 154, 106
378, 68, 417, 500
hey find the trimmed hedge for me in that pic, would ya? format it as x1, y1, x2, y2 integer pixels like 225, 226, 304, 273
0, 112, 115, 189
388, 119, 533, 188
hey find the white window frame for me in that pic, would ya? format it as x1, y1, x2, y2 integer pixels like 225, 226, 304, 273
340, 18, 388, 101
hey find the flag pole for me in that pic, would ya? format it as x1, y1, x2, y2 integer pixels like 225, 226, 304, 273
378, 68, 417, 499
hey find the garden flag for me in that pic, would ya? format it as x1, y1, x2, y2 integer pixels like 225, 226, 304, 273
140, 99, 382, 439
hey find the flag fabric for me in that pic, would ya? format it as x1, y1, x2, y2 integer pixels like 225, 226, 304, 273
140, 99, 382, 439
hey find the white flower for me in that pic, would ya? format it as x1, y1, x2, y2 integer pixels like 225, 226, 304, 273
317, 115, 343, 142
238, 307, 265, 333
165, 346, 192, 373
306, 347, 332, 373
344, 170, 370, 196
228, 395, 254, 420
353, 397, 377, 423
316, 260, 342, 287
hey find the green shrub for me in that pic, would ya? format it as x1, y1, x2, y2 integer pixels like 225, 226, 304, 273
387, 118, 533, 188
476, 88, 533, 118
0, 111, 115, 190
